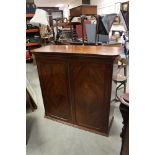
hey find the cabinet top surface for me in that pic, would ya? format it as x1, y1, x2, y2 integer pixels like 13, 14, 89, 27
32, 45, 121, 57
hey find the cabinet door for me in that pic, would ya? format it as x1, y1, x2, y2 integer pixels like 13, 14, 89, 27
71, 63, 112, 132
37, 58, 72, 122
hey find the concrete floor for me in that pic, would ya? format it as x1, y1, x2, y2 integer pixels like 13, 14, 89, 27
26, 63, 127, 155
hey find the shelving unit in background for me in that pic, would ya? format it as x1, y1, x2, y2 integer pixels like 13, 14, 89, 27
26, 13, 34, 18
26, 3, 41, 63
26, 29, 39, 33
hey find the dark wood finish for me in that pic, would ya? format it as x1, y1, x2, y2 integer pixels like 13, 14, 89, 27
32, 45, 121, 136
37, 61, 72, 122
45, 115, 112, 136
70, 5, 97, 17
121, 124, 129, 155
32, 45, 121, 56
119, 93, 129, 155
72, 63, 113, 132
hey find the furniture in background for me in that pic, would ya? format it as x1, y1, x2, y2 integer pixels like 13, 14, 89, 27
120, 1, 129, 32
112, 39, 129, 102
69, 13, 118, 45
32, 45, 121, 136
37, 7, 63, 26
39, 24, 53, 45
26, 50, 31, 61
112, 4, 129, 99
76, 20, 91, 41
29, 8, 54, 47
29, 8, 68, 45
111, 56, 128, 102
119, 93, 129, 155
26, 79, 37, 112
112, 74, 127, 101
98, 14, 117, 43
111, 30, 124, 43
26, 76, 37, 145
26, 3, 41, 62
37, 7, 63, 41
69, 5, 98, 45
52, 18, 71, 44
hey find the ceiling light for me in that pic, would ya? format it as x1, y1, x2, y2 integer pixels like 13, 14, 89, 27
56, 4, 64, 7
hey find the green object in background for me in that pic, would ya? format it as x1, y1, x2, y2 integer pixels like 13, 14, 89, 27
28, 37, 40, 43
26, 39, 30, 43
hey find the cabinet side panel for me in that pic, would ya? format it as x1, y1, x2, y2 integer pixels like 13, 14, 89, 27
36, 56, 72, 122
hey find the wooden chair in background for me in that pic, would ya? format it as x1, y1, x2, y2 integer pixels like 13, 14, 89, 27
112, 53, 129, 102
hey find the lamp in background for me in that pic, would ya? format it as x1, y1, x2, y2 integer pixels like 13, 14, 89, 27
30, 9, 53, 44
30, 9, 49, 26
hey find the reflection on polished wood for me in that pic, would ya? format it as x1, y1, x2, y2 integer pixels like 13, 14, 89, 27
32, 45, 121, 56
32, 45, 121, 136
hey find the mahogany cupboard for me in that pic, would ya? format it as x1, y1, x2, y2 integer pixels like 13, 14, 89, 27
32, 45, 121, 136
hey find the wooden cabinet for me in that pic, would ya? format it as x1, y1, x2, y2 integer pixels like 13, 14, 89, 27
70, 5, 97, 17
32, 45, 121, 136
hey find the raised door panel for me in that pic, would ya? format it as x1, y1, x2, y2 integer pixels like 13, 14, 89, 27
37, 59, 72, 122
71, 63, 111, 132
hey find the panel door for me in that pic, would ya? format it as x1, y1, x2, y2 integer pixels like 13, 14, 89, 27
37, 58, 72, 122
71, 63, 112, 132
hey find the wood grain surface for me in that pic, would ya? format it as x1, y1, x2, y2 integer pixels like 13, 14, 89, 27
34, 45, 121, 136
32, 45, 121, 57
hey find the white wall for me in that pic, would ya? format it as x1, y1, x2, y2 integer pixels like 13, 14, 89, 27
34, 0, 69, 7
34, 0, 84, 18
68, 0, 82, 9
91, 0, 129, 40
34, 0, 71, 18
91, 0, 128, 15
34, 0, 82, 9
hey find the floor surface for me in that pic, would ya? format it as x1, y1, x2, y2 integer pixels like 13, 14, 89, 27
26, 62, 128, 155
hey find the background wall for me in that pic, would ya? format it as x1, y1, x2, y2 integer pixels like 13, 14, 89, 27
34, 0, 83, 17
68, 0, 82, 9
33, 0, 129, 25
34, 0, 68, 7
34, 0, 129, 17
91, 0, 128, 15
